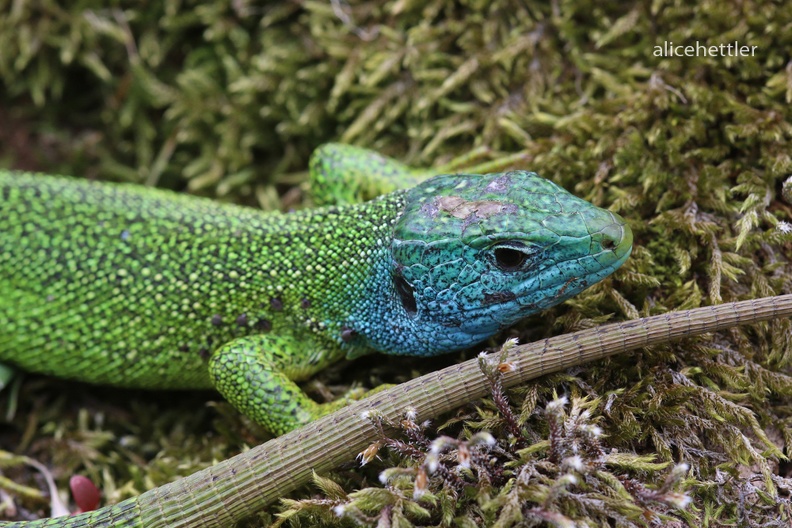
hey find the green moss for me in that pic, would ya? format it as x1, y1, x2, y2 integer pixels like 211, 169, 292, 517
1, 0, 792, 525
277, 363, 694, 527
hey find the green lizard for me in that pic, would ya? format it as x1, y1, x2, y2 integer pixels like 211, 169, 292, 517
1, 143, 633, 524
0, 143, 632, 435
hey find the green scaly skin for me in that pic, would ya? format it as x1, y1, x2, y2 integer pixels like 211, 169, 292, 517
1, 144, 633, 525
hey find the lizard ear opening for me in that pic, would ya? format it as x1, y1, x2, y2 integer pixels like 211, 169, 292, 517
392, 269, 417, 314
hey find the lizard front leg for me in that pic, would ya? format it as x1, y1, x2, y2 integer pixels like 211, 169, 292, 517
208, 334, 370, 435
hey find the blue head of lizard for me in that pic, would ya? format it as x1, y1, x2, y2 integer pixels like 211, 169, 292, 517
362, 170, 632, 357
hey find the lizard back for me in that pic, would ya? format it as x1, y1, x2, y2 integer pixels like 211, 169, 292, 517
0, 172, 403, 388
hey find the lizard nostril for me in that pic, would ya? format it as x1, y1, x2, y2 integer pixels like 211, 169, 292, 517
598, 218, 631, 254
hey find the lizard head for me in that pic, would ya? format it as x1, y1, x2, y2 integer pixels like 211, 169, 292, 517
379, 170, 632, 356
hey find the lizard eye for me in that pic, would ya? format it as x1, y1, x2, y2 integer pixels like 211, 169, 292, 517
491, 242, 537, 272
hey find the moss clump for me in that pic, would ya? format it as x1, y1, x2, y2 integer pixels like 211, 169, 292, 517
1, 0, 792, 526
277, 352, 696, 527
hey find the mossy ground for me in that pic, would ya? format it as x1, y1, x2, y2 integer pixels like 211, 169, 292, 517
1, 0, 792, 526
